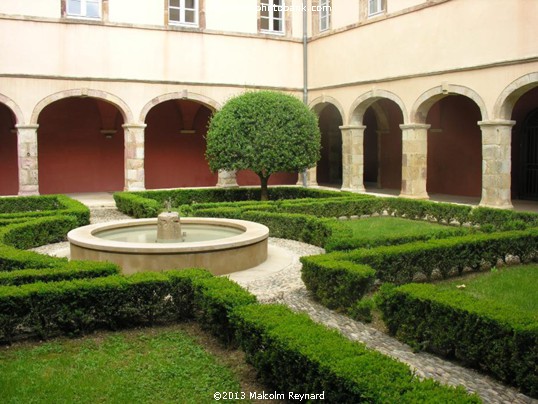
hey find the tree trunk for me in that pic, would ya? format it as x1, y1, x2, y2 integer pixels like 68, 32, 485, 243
259, 175, 269, 201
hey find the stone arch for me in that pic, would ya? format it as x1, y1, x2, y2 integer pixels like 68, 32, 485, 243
310, 96, 345, 187
494, 72, 538, 120
0, 93, 24, 124
140, 91, 221, 122
309, 95, 346, 123
348, 89, 407, 125
31, 89, 133, 124
411, 84, 488, 123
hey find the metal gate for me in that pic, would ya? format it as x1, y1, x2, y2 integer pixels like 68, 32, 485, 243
520, 109, 538, 200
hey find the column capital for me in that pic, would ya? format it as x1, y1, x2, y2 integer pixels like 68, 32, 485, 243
478, 120, 516, 128
15, 124, 39, 130
399, 123, 431, 130
339, 125, 366, 131
122, 123, 147, 130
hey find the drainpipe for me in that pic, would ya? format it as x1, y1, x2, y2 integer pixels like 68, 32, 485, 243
302, 0, 308, 187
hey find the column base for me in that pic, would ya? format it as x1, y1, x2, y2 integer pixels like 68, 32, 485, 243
341, 186, 366, 193
398, 191, 430, 200
18, 186, 39, 196
478, 200, 513, 210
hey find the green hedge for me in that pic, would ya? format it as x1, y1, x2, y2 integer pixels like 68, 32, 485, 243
232, 304, 480, 403
114, 187, 350, 218
0, 195, 89, 227
192, 276, 257, 344
0, 261, 119, 286
377, 283, 538, 397
301, 254, 375, 309
324, 220, 470, 252
194, 207, 333, 247
346, 229, 538, 284
0, 215, 79, 250
0, 265, 480, 401
301, 229, 538, 317
0, 195, 63, 214
0, 269, 248, 343
0, 244, 64, 271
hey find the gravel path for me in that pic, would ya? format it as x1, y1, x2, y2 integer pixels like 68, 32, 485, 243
32, 207, 537, 403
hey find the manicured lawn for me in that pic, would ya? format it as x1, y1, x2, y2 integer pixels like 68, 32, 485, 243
326, 217, 468, 250
0, 325, 248, 404
436, 265, 538, 316
343, 217, 453, 236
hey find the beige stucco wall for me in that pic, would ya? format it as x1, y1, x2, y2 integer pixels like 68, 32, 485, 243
0, 0, 60, 19
0, 17, 302, 90
205, 0, 258, 34
108, 0, 164, 26
309, 0, 538, 90
387, 0, 427, 14
330, 0, 359, 31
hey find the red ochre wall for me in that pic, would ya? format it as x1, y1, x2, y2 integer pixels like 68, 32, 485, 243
427, 96, 482, 197
145, 100, 217, 189
0, 104, 18, 196
38, 98, 125, 194
236, 170, 298, 186
510, 87, 538, 198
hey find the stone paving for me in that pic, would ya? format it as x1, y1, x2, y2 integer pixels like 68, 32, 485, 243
35, 205, 537, 403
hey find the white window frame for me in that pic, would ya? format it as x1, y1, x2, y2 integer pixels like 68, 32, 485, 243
66, 0, 102, 19
319, 0, 330, 32
169, 0, 199, 27
368, 0, 384, 17
260, 0, 285, 34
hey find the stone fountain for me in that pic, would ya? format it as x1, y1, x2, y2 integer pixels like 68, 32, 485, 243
67, 205, 269, 275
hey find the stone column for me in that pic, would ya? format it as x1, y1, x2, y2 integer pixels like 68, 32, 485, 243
16, 124, 39, 195
297, 167, 318, 187
340, 125, 365, 192
123, 124, 146, 191
217, 170, 238, 187
478, 120, 515, 209
399, 124, 430, 199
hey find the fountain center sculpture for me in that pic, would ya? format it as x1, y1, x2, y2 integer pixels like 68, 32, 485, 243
156, 211, 183, 243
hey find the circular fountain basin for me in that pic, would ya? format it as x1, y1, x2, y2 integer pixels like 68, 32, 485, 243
68, 218, 269, 275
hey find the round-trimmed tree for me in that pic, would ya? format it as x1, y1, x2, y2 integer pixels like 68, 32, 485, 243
206, 91, 321, 200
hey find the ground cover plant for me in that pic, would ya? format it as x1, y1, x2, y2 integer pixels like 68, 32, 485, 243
434, 264, 538, 315
0, 325, 248, 404
324, 216, 470, 251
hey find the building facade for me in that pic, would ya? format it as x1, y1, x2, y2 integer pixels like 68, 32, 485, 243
0, 0, 537, 208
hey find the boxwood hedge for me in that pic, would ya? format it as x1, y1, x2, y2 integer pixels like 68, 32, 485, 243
377, 283, 538, 397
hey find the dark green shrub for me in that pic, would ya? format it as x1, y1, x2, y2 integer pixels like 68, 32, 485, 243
377, 283, 538, 397
231, 304, 480, 403
348, 296, 375, 323
192, 276, 257, 345
0, 244, 63, 271
301, 254, 375, 309
0, 261, 119, 286
0, 216, 79, 250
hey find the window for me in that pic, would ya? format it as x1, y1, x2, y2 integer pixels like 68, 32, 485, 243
260, 0, 284, 34
169, 0, 198, 26
368, 0, 384, 17
67, 0, 101, 19
319, 0, 330, 32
